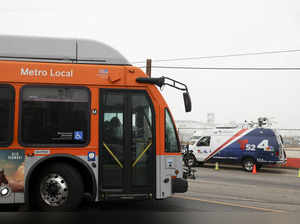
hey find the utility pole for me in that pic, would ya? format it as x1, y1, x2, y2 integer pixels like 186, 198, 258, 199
146, 59, 152, 77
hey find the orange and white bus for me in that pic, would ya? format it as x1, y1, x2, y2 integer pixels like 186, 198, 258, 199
0, 35, 191, 211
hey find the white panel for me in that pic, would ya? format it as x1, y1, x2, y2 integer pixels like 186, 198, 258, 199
156, 155, 183, 199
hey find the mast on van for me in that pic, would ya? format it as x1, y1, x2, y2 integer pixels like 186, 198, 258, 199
240, 117, 273, 129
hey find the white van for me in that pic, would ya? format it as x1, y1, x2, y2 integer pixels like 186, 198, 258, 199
184, 120, 287, 172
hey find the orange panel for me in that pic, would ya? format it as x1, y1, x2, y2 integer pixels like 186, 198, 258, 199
0, 60, 182, 157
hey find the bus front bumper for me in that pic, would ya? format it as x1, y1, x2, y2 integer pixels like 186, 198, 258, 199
172, 178, 188, 193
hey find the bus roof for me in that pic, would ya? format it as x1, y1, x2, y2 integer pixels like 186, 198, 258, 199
0, 35, 130, 65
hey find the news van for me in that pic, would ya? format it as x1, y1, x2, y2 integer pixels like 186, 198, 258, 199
184, 118, 287, 171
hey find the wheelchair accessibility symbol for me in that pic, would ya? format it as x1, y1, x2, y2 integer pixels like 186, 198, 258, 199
74, 131, 83, 140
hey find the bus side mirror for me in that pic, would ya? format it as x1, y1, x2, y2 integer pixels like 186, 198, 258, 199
183, 92, 192, 112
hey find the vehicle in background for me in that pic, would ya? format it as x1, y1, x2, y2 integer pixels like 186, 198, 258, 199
184, 118, 287, 171
188, 131, 202, 147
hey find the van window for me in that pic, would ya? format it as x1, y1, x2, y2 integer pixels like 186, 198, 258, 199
20, 86, 90, 146
279, 135, 284, 145
197, 136, 211, 147
0, 85, 14, 146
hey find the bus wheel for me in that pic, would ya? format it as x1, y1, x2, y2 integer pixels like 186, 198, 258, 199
33, 163, 84, 211
242, 158, 255, 172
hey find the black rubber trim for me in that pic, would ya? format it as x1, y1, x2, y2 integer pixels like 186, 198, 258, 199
172, 178, 188, 193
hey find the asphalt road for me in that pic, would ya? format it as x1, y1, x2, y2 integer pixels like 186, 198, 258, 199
1, 165, 300, 223
185, 163, 300, 213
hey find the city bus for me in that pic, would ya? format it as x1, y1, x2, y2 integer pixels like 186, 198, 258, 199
0, 35, 191, 211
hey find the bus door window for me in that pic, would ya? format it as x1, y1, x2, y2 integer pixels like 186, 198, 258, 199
102, 93, 124, 188
104, 114, 123, 144
131, 94, 153, 186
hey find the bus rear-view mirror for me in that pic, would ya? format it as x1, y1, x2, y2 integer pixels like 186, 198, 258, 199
183, 92, 192, 112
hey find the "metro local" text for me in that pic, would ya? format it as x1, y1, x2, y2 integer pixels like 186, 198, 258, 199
20, 67, 73, 78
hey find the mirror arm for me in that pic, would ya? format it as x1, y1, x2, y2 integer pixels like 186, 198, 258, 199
136, 76, 192, 112
163, 77, 188, 92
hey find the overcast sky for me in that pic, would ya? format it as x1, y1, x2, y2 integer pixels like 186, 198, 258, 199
1, 0, 300, 128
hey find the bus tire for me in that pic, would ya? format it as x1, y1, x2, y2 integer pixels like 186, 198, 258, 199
32, 162, 84, 211
242, 158, 255, 172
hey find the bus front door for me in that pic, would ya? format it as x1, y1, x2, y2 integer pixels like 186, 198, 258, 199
99, 89, 155, 197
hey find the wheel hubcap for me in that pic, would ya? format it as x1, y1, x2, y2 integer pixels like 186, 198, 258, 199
244, 161, 254, 171
187, 158, 194, 166
40, 173, 68, 207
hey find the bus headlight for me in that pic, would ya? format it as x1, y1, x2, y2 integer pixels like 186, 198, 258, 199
0, 186, 11, 197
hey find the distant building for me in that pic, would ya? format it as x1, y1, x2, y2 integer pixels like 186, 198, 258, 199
207, 113, 215, 125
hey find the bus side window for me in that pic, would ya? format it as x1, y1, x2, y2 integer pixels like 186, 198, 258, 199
0, 85, 14, 146
20, 86, 90, 146
165, 109, 180, 153
196, 136, 211, 147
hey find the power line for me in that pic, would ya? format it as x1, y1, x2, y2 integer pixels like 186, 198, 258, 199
132, 49, 300, 64
140, 66, 300, 70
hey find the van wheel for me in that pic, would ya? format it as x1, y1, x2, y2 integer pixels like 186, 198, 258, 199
242, 158, 255, 172
184, 154, 197, 167
32, 163, 84, 211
